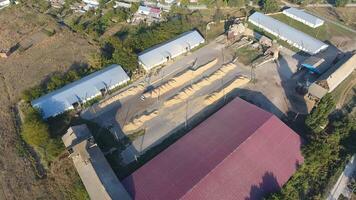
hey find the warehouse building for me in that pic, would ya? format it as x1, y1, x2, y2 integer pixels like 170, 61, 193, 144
308, 54, 356, 100
32, 64, 130, 119
283, 8, 324, 28
138, 30, 205, 71
248, 12, 328, 55
122, 98, 304, 200
63, 125, 132, 200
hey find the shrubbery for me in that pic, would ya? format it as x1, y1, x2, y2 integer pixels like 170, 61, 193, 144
266, 95, 356, 199
21, 107, 64, 163
305, 94, 335, 134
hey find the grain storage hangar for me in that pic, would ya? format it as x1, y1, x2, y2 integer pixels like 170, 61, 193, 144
138, 30, 205, 71
122, 98, 304, 200
32, 64, 130, 118
248, 12, 328, 55
283, 8, 324, 28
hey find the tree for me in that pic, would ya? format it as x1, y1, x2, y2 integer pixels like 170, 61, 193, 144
305, 94, 335, 134
87, 53, 104, 70
130, 2, 139, 13
262, 0, 279, 13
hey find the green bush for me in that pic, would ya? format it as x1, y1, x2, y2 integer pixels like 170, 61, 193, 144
266, 115, 356, 199
21, 107, 64, 162
305, 94, 335, 135
261, 0, 279, 13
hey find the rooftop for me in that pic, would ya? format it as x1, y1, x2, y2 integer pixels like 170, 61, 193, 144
32, 64, 130, 118
63, 125, 132, 200
283, 8, 324, 27
248, 12, 328, 54
122, 98, 303, 200
138, 30, 205, 71
301, 46, 338, 74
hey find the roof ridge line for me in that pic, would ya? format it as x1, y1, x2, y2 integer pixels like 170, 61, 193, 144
181, 114, 275, 199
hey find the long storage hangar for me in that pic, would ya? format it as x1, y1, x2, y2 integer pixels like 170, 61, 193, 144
122, 98, 304, 200
32, 64, 130, 119
63, 125, 132, 200
283, 8, 324, 28
308, 54, 356, 100
248, 12, 328, 55
138, 30, 205, 71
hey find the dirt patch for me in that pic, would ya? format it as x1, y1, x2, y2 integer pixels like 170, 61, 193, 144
0, 6, 52, 50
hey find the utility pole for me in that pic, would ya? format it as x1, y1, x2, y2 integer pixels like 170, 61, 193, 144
185, 99, 189, 129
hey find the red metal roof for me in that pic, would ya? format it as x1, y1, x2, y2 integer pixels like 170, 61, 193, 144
122, 98, 303, 200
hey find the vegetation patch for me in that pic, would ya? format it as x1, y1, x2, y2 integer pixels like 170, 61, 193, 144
235, 46, 263, 65
267, 95, 356, 199
271, 13, 329, 41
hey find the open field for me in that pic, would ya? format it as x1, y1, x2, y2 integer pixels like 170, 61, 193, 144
330, 71, 356, 108
0, 5, 98, 200
0, 5, 53, 50
0, 7, 98, 100
271, 13, 329, 41
271, 12, 356, 47
306, 7, 356, 30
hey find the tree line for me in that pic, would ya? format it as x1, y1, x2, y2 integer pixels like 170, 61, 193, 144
267, 94, 356, 199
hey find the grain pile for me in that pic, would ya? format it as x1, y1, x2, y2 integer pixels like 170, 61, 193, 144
205, 76, 250, 105
123, 110, 158, 133
98, 85, 144, 108
143, 58, 218, 99
164, 63, 237, 108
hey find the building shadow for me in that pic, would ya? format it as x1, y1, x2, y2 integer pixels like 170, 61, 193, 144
276, 54, 308, 115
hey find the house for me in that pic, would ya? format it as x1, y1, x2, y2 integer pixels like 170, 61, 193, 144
122, 97, 304, 200
138, 30, 205, 71
137, 5, 161, 19
114, 1, 132, 9
63, 125, 132, 200
248, 12, 328, 55
259, 35, 273, 47
283, 7, 324, 28
308, 54, 356, 100
31, 64, 130, 119
83, 0, 99, 10
48, 0, 65, 8
0, 0, 10, 8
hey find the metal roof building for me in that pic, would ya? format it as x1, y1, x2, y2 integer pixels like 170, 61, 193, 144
283, 8, 324, 28
138, 30, 205, 71
300, 46, 338, 74
63, 125, 132, 200
122, 98, 304, 200
248, 12, 328, 55
32, 64, 130, 119
308, 54, 356, 100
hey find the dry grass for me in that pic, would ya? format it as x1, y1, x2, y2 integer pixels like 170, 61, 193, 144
0, 5, 97, 200
307, 7, 356, 30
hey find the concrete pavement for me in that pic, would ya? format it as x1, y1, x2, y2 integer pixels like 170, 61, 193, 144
327, 155, 356, 200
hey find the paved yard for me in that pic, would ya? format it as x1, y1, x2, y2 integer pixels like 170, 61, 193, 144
82, 41, 313, 166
